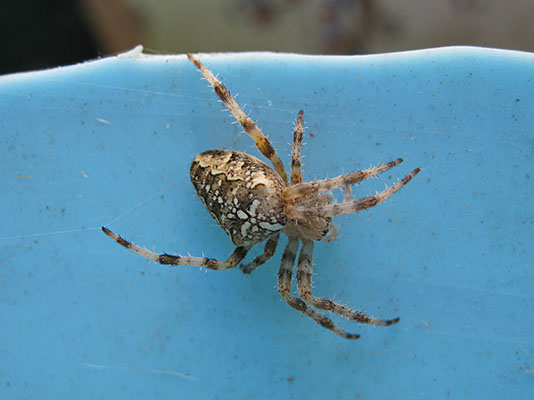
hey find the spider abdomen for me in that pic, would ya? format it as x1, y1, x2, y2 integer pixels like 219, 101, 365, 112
190, 150, 287, 246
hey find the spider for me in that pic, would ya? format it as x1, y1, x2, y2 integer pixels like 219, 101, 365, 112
103, 53, 420, 339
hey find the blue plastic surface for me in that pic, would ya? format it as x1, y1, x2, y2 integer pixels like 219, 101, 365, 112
1, 47, 532, 399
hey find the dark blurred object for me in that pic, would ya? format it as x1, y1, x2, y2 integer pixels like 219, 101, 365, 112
232, 0, 395, 54
0, 0, 142, 75
316, 0, 395, 54
78, 0, 144, 55
236, 0, 303, 25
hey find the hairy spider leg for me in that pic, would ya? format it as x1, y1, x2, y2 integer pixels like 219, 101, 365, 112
277, 237, 361, 339
102, 227, 250, 270
290, 110, 304, 185
240, 233, 280, 274
297, 239, 400, 326
282, 158, 404, 202
286, 167, 421, 219
187, 53, 288, 184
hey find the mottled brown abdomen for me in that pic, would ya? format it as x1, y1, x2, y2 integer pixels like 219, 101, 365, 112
190, 150, 287, 246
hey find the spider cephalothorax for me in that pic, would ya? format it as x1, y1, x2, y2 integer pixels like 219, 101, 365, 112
103, 53, 420, 339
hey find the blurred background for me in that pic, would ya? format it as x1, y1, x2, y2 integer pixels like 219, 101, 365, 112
1, 0, 533, 75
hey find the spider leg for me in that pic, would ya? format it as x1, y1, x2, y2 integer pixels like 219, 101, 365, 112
286, 167, 421, 219
290, 110, 304, 185
297, 239, 400, 326
277, 237, 360, 339
187, 53, 288, 184
102, 227, 249, 270
240, 233, 280, 274
282, 158, 404, 202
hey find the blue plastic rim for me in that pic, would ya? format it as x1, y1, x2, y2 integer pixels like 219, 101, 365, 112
0, 46, 532, 399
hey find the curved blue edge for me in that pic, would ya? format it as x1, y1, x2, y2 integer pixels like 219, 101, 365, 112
1, 46, 532, 399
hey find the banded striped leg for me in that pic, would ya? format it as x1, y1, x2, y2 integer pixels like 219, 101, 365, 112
102, 227, 249, 270
286, 167, 421, 219
290, 110, 304, 185
278, 237, 360, 339
282, 158, 404, 202
240, 233, 280, 274
297, 239, 400, 326
187, 53, 288, 184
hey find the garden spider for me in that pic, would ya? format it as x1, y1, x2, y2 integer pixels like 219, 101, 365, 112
103, 53, 420, 339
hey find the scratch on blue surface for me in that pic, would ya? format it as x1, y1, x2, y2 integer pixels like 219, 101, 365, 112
82, 363, 200, 381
